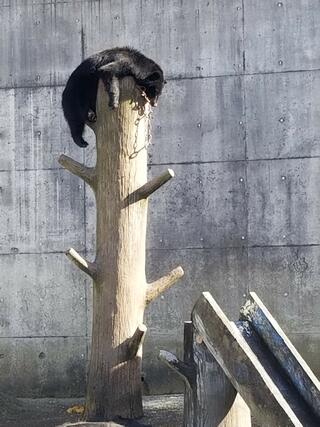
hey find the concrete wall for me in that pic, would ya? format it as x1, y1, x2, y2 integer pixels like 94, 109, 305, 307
0, 0, 319, 397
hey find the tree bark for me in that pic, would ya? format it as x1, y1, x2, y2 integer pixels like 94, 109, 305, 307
85, 77, 148, 421
59, 77, 183, 422
192, 292, 312, 427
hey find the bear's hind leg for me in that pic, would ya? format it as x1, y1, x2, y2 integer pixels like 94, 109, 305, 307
86, 78, 98, 123
70, 120, 88, 148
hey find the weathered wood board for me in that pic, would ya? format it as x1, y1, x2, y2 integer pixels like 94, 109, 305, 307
240, 292, 320, 419
192, 292, 318, 427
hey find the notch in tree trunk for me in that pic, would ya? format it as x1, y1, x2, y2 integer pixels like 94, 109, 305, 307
59, 77, 184, 422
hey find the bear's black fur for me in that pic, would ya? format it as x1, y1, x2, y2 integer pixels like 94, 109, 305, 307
62, 47, 165, 148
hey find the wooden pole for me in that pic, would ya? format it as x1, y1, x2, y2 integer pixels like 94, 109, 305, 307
159, 321, 251, 427
59, 77, 184, 422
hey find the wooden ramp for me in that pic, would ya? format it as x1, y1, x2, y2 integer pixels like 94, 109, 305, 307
192, 292, 320, 427
160, 292, 320, 426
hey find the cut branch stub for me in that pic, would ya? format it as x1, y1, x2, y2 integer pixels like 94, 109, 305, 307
146, 266, 184, 305
158, 350, 194, 385
127, 325, 147, 360
123, 168, 174, 207
66, 248, 97, 279
59, 154, 96, 188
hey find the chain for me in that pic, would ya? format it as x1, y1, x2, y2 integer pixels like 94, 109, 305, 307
130, 103, 153, 159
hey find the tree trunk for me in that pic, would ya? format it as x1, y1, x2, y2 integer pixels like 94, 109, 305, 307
85, 77, 148, 420
59, 77, 183, 422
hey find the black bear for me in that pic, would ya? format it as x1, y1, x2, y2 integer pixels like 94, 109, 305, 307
62, 47, 165, 148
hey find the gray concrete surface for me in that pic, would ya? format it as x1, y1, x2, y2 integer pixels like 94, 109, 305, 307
0, 395, 183, 427
0, 0, 319, 405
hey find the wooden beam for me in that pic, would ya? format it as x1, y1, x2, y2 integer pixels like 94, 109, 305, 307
192, 292, 317, 427
236, 320, 318, 426
240, 292, 320, 419
182, 321, 251, 427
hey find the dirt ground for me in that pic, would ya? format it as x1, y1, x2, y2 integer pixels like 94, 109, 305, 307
0, 395, 183, 427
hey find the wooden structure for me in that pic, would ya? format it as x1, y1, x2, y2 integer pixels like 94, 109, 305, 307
59, 77, 184, 422
161, 292, 320, 426
159, 322, 251, 427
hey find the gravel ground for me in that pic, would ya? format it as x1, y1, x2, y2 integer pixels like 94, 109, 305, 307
0, 395, 183, 427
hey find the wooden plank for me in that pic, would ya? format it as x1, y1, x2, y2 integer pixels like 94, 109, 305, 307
192, 292, 317, 427
240, 292, 320, 419
182, 321, 250, 427
236, 321, 318, 426
159, 321, 250, 427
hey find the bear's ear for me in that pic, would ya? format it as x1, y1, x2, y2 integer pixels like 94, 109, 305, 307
147, 72, 161, 81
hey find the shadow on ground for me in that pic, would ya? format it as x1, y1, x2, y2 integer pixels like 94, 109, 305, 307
0, 395, 183, 427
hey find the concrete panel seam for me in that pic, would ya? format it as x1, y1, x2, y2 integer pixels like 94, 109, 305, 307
0, 250, 86, 256
2, 156, 320, 174
3, 67, 320, 91
0, 335, 87, 339
149, 156, 320, 167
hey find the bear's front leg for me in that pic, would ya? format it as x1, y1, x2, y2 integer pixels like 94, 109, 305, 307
107, 75, 120, 109
98, 64, 120, 109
